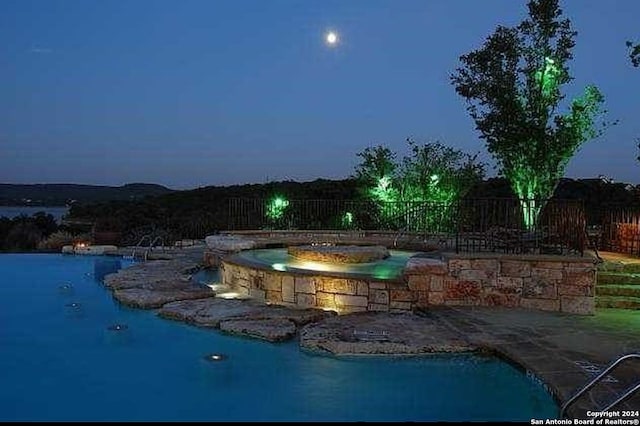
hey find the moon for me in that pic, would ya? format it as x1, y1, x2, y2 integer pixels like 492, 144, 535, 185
326, 31, 338, 46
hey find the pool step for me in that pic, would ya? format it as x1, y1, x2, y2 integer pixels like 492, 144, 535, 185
596, 270, 640, 309
598, 261, 640, 274
597, 272, 640, 286
595, 296, 640, 309
596, 285, 640, 298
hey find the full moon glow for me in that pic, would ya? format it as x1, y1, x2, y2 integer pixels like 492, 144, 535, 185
326, 31, 338, 45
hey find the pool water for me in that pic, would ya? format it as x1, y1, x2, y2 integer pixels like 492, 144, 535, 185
234, 248, 419, 280
0, 254, 558, 421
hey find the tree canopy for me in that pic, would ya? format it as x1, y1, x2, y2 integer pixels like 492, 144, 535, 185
451, 0, 607, 228
354, 139, 485, 205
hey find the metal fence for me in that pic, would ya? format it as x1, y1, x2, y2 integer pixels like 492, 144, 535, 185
454, 198, 586, 255
594, 205, 640, 255
226, 197, 587, 255
226, 198, 458, 233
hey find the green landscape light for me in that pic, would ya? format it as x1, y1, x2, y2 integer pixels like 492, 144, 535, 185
266, 195, 289, 221
378, 176, 391, 190
342, 211, 354, 228
534, 56, 560, 98
370, 175, 398, 204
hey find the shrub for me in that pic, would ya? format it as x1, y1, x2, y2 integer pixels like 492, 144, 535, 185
37, 231, 92, 251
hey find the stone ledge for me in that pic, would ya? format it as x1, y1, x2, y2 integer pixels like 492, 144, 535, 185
288, 244, 389, 264
205, 235, 256, 251
159, 297, 331, 332
443, 251, 598, 264
403, 257, 447, 275
219, 318, 297, 342
62, 245, 118, 255
113, 287, 214, 309
300, 312, 476, 355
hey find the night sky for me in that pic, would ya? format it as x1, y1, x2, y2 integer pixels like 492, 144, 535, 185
2, 0, 639, 189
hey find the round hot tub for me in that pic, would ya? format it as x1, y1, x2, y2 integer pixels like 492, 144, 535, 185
221, 247, 421, 314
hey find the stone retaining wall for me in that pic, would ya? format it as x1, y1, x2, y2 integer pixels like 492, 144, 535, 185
221, 260, 412, 314
221, 252, 597, 315
405, 254, 597, 315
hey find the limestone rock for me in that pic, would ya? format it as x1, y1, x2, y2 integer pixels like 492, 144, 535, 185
403, 257, 447, 275
205, 235, 256, 251
219, 318, 297, 342
158, 297, 332, 343
300, 312, 475, 355
103, 259, 200, 290
101, 258, 210, 308
113, 287, 214, 309
158, 297, 330, 329
159, 298, 258, 327
288, 244, 389, 264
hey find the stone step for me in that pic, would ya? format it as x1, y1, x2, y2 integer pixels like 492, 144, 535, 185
595, 296, 640, 309
598, 262, 640, 274
596, 285, 640, 298
596, 272, 640, 286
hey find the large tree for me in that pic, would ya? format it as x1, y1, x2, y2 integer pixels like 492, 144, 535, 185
451, 0, 606, 228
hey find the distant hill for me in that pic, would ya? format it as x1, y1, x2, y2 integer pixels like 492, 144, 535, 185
0, 183, 173, 206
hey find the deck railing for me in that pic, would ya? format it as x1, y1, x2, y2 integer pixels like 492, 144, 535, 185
594, 205, 640, 255
226, 197, 586, 255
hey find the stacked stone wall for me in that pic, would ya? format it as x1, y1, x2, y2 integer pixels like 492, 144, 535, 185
221, 253, 596, 315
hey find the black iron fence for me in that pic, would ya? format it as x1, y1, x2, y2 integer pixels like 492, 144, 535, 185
226, 197, 586, 255
454, 198, 585, 255
226, 198, 459, 233
593, 205, 640, 255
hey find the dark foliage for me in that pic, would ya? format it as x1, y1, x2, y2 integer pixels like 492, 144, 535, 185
0, 213, 58, 251
67, 179, 361, 244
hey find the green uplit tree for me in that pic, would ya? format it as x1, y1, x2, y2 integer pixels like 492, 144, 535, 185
401, 138, 485, 205
354, 145, 399, 203
355, 141, 483, 205
265, 195, 290, 228
354, 140, 484, 230
451, 0, 607, 229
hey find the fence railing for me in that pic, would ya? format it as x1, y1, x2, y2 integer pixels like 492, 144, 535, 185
226, 197, 587, 255
595, 205, 640, 255
454, 198, 586, 255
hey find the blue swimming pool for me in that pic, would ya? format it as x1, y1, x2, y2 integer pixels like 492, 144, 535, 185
0, 254, 558, 421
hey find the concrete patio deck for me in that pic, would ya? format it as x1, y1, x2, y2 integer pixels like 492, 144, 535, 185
424, 306, 640, 418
